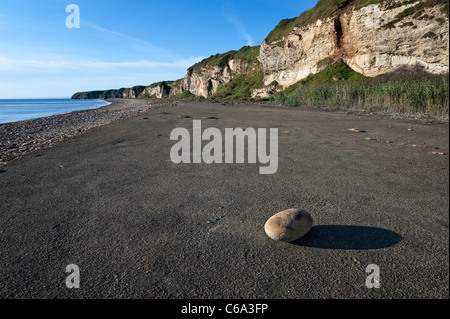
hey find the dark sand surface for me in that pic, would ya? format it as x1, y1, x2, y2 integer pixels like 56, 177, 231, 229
0, 99, 448, 299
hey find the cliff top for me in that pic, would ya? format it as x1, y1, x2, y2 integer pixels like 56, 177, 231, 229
264, 0, 449, 44
188, 45, 260, 74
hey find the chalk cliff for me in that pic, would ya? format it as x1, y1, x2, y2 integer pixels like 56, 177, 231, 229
72, 0, 449, 100
259, 0, 449, 89
180, 46, 262, 98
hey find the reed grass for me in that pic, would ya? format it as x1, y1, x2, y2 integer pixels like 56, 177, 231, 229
272, 71, 449, 116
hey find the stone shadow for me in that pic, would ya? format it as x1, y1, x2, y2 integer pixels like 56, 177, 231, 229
291, 225, 402, 250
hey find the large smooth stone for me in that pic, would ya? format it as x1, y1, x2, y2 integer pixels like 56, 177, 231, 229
264, 208, 313, 242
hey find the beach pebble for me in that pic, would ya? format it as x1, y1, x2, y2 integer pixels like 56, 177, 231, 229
264, 208, 313, 242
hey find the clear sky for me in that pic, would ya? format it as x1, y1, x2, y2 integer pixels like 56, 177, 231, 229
0, 0, 318, 99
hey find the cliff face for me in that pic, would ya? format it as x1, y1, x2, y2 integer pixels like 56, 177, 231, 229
72, 0, 449, 100
71, 86, 145, 99
141, 82, 172, 98
180, 46, 262, 98
181, 66, 227, 98
346, 2, 449, 76
259, 0, 449, 88
72, 82, 177, 100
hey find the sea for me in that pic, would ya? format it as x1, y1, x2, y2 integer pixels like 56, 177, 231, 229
0, 99, 111, 125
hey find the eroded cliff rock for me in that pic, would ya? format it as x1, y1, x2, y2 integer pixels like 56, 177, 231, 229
181, 46, 262, 98
259, 0, 449, 89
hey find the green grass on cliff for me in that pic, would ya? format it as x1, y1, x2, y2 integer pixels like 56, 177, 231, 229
264, 17, 298, 45
297, 60, 368, 84
354, 0, 384, 10
279, 60, 368, 96
265, 0, 348, 44
233, 46, 261, 68
189, 46, 260, 74
172, 91, 197, 99
384, 0, 449, 28
214, 72, 264, 100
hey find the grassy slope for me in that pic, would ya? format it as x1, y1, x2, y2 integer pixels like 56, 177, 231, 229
172, 91, 197, 99
214, 72, 264, 100
280, 60, 368, 95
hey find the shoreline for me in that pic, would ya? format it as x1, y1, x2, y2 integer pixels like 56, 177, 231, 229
0, 99, 112, 126
0, 98, 178, 165
0, 97, 269, 165
1, 97, 447, 166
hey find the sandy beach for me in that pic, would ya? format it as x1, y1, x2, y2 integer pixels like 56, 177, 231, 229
0, 99, 448, 299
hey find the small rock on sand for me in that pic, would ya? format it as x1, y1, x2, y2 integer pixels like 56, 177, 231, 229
347, 128, 366, 133
264, 208, 313, 242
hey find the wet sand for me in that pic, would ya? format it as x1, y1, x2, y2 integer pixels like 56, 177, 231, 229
0, 99, 448, 299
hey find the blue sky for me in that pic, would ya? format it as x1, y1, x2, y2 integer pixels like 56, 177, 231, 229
0, 0, 318, 98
